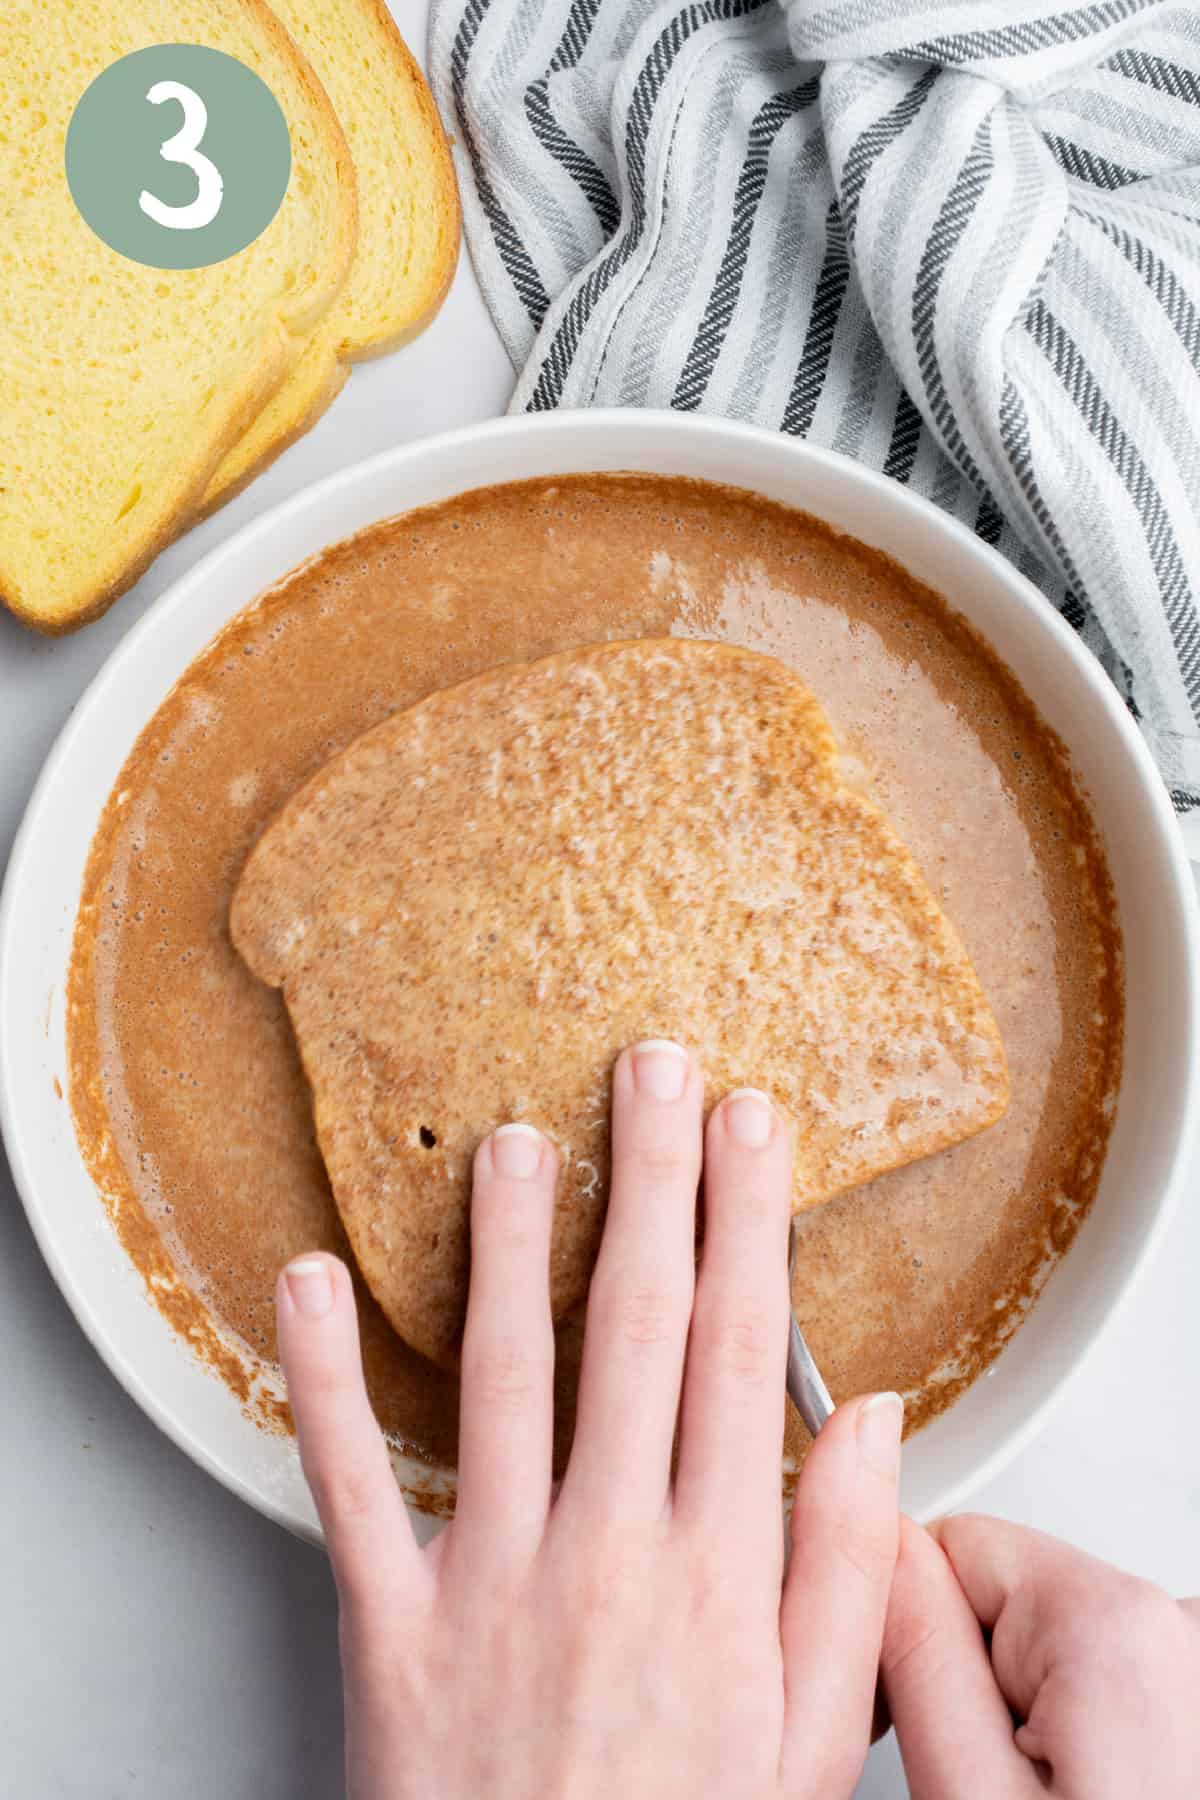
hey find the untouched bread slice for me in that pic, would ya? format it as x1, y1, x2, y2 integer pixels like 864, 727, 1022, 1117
232, 639, 1010, 1369
200, 0, 459, 514
0, 0, 357, 634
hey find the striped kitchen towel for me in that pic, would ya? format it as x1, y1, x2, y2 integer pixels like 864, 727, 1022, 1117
428, 0, 1200, 809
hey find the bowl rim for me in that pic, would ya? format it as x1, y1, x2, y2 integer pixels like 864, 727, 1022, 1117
3, 406, 1197, 1534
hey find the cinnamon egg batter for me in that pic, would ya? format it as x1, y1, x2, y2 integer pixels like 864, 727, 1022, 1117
67, 474, 1122, 1488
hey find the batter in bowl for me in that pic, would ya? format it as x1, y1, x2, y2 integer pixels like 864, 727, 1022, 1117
67, 473, 1122, 1482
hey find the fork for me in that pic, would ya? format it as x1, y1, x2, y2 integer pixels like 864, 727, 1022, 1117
786, 1217, 835, 1436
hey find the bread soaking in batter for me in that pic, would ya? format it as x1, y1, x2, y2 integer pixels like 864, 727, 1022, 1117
67, 473, 1122, 1494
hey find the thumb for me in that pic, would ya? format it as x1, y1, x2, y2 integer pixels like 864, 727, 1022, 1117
881, 1517, 1040, 1800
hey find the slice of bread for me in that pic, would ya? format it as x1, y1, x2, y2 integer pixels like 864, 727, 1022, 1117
199, 0, 459, 514
232, 638, 1010, 1369
0, 0, 357, 633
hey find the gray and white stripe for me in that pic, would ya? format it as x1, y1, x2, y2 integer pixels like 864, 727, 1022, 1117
429, 0, 1200, 806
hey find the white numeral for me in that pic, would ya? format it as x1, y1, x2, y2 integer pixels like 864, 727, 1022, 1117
138, 80, 223, 231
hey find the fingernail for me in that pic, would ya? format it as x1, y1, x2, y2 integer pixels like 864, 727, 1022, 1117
632, 1039, 688, 1101
723, 1087, 773, 1148
284, 1257, 335, 1320
492, 1121, 543, 1179
858, 1392, 904, 1477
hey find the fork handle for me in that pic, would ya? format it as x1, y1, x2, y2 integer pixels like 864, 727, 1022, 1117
786, 1314, 835, 1438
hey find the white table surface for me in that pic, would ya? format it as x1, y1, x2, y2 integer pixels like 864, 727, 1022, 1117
3, 9, 1198, 1794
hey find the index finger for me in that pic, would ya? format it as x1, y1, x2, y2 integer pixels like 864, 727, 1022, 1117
932, 1512, 1113, 1625
881, 1517, 1040, 1800
931, 1513, 1131, 1724
779, 1395, 903, 1794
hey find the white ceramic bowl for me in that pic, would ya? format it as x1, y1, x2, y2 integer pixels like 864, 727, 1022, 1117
3, 411, 1197, 1543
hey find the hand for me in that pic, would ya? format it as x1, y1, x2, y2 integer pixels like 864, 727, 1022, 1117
882, 1512, 1200, 1798
276, 1042, 904, 1799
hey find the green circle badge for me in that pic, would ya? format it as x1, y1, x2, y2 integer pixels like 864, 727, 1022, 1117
65, 44, 291, 270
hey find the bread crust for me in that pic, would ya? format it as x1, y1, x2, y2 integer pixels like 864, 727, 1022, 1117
199, 0, 460, 516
